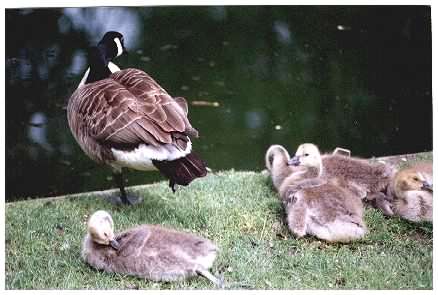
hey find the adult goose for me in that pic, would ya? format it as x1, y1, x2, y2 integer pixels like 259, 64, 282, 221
67, 31, 207, 204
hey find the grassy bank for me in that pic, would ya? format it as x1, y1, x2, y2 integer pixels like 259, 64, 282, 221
5, 154, 433, 289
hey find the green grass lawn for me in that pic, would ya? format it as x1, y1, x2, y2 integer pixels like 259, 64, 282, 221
5, 155, 433, 289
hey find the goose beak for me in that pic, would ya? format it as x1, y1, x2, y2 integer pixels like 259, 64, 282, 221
288, 156, 301, 166
421, 181, 433, 192
110, 239, 120, 250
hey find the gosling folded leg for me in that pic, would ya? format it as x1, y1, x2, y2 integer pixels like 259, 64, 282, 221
285, 193, 308, 238
196, 269, 224, 288
367, 192, 394, 216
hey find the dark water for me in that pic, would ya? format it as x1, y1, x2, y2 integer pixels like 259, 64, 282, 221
5, 6, 432, 201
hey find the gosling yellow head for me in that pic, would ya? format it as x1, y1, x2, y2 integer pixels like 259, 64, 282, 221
87, 210, 120, 250
288, 143, 322, 169
396, 169, 432, 193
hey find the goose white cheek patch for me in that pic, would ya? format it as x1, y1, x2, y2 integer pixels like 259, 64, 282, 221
108, 62, 120, 73
114, 38, 123, 57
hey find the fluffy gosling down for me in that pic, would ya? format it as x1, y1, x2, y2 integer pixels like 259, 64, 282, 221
265, 145, 367, 243
289, 143, 394, 216
82, 210, 221, 286
388, 163, 433, 222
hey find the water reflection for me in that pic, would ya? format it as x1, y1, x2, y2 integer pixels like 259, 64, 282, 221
274, 21, 292, 44
68, 51, 87, 75
5, 6, 432, 201
28, 112, 53, 154
63, 8, 142, 49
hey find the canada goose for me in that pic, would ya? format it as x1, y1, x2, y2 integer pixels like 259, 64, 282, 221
289, 143, 394, 216
388, 163, 433, 222
82, 210, 221, 286
67, 31, 207, 204
265, 145, 367, 242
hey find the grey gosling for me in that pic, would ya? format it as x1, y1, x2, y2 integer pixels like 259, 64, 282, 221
265, 145, 322, 197
289, 143, 395, 216
388, 163, 433, 222
82, 210, 221, 286
265, 145, 367, 242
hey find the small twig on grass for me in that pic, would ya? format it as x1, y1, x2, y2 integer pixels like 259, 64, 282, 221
259, 216, 267, 241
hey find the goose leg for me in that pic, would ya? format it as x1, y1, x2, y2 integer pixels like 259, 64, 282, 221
108, 170, 142, 205
116, 171, 129, 204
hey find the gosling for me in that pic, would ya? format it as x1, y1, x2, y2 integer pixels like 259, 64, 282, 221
265, 145, 323, 197
81, 210, 221, 286
289, 143, 395, 216
266, 145, 367, 243
388, 163, 433, 222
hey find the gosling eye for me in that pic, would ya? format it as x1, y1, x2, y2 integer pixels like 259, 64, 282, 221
413, 177, 419, 181
304, 153, 309, 157
104, 232, 108, 237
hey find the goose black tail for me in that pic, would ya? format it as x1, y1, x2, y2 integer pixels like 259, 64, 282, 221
152, 152, 207, 192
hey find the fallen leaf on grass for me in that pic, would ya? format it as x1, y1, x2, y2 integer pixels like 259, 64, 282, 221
55, 224, 64, 235
191, 100, 220, 107
335, 277, 346, 287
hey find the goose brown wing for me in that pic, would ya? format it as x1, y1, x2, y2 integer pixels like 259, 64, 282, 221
73, 68, 196, 150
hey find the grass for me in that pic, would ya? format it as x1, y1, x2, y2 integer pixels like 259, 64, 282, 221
5, 153, 433, 289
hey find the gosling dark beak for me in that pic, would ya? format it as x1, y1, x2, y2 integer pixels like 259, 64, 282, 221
421, 181, 433, 192
288, 156, 301, 166
110, 239, 120, 250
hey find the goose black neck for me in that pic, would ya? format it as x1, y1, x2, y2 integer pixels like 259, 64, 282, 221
85, 45, 112, 84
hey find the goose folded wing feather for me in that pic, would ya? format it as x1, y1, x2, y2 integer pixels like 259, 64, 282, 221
75, 69, 196, 150
173, 97, 189, 115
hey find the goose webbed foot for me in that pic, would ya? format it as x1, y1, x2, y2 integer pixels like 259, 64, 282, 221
106, 193, 143, 206
120, 193, 142, 205
110, 170, 143, 205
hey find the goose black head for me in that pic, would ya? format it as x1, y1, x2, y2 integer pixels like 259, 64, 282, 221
98, 31, 127, 60
82, 31, 127, 85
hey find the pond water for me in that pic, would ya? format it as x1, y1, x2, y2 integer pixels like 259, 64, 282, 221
5, 6, 432, 201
